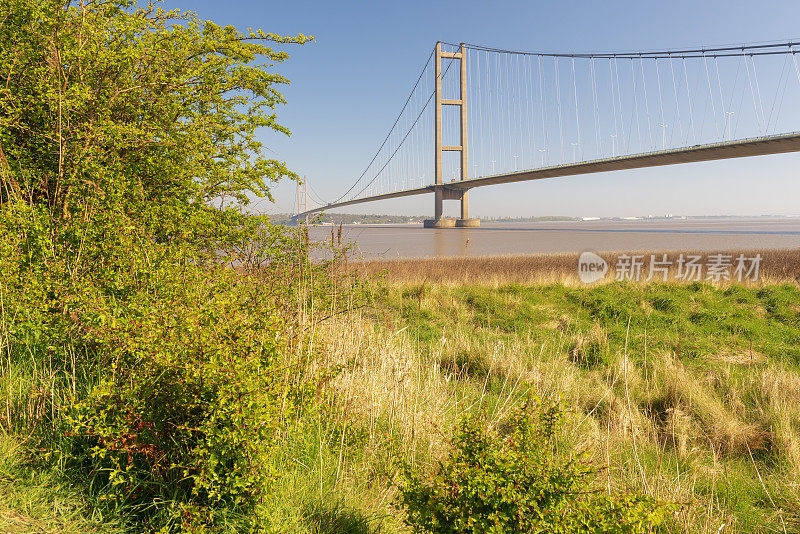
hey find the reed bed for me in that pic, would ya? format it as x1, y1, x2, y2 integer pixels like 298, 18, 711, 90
347, 248, 800, 286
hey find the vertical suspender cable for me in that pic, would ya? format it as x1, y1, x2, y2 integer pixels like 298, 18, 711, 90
640, 57, 655, 150
713, 57, 729, 139
515, 55, 527, 167
555, 57, 565, 163
750, 54, 767, 135
572, 56, 581, 161
655, 58, 667, 149
518, 54, 525, 167
492, 55, 505, 174
504, 52, 510, 170
526, 54, 535, 169
745, 52, 764, 135
790, 50, 800, 133
477, 50, 483, 177
591, 58, 602, 157
793, 50, 800, 89
630, 58, 642, 152
703, 52, 720, 140
668, 54, 683, 146
539, 55, 547, 165
491, 52, 497, 173
732, 54, 747, 140
765, 53, 789, 135
613, 57, 627, 153
683, 58, 696, 144
729, 53, 743, 140
609, 59, 619, 156
509, 53, 515, 168
749, 55, 767, 135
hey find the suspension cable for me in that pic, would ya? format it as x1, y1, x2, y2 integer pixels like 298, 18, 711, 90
332, 47, 435, 203
555, 57, 565, 162
348, 54, 459, 200
765, 53, 789, 134
682, 58, 696, 144
630, 58, 642, 151
703, 52, 720, 139
749, 54, 767, 135
571, 57, 581, 161
640, 57, 655, 149
668, 54, 683, 147
442, 40, 800, 59
591, 58, 602, 157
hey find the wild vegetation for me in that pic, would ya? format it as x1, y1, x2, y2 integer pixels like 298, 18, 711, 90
2, 1, 798, 533
349, 249, 800, 285
253, 273, 800, 533
369, 275, 800, 532
0, 0, 325, 530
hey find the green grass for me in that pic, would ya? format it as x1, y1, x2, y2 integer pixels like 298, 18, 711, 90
388, 282, 800, 367
3, 281, 800, 532
0, 435, 125, 533
376, 281, 800, 532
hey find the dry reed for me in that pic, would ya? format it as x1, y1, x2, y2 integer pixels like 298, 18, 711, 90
347, 248, 800, 286
307, 300, 800, 532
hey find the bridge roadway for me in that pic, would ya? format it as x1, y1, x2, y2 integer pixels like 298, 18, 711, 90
294, 132, 800, 221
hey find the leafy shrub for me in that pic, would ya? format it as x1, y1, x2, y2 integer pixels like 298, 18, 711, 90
64, 259, 314, 530
397, 400, 668, 533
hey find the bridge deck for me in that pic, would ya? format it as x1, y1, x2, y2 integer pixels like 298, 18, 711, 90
295, 132, 800, 219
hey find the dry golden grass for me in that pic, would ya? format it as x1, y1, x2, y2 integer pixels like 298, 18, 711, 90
280, 251, 800, 531
304, 303, 800, 532
347, 248, 800, 286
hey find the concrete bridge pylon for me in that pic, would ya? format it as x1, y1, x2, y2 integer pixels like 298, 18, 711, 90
424, 42, 480, 229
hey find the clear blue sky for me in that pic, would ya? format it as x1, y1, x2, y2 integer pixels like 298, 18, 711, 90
171, 0, 800, 218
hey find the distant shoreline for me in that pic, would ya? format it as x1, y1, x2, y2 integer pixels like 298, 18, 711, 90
271, 213, 800, 227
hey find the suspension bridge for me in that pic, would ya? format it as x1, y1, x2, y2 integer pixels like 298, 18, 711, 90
294, 40, 800, 227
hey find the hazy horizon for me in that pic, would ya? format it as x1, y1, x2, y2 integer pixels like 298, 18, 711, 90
271, 212, 800, 220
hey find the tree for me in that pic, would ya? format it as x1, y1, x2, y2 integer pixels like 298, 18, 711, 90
0, 0, 311, 255
0, 3, 317, 528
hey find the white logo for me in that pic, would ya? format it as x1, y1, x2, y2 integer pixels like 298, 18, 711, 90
578, 251, 608, 283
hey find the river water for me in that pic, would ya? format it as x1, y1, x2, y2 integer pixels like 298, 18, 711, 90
307, 218, 800, 260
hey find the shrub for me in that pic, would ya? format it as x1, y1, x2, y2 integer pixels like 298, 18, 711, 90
64, 260, 315, 530
397, 399, 668, 533
0, 0, 321, 528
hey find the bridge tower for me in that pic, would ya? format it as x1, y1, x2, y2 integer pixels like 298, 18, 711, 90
297, 176, 308, 225
424, 42, 479, 228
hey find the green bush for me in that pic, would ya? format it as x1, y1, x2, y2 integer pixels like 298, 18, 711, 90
0, 1, 323, 528
0, 209, 327, 530
64, 261, 314, 530
398, 400, 668, 533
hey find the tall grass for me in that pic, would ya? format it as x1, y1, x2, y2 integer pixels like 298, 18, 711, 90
3, 248, 800, 532
0, 328, 123, 532
277, 279, 800, 533
349, 248, 800, 286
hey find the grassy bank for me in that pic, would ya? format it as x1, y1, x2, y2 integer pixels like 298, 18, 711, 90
292, 272, 800, 532
362, 278, 800, 532
4, 265, 800, 532
226, 270, 800, 532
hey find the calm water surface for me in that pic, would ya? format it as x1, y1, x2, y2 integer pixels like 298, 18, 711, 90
308, 218, 800, 260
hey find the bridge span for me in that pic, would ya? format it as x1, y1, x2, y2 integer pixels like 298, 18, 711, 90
295, 132, 800, 224
295, 40, 800, 227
